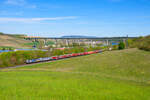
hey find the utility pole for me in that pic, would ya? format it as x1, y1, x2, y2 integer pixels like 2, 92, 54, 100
126, 35, 129, 48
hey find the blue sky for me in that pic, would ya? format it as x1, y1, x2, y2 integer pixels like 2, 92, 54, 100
0, 0, 150, 37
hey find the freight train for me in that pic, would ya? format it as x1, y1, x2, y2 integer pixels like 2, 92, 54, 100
26, 50, 102, 64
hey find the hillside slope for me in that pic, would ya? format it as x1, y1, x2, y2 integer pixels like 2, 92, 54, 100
0, 34, 32, 48
129, 35, 150, 51
1, 49, 150, 100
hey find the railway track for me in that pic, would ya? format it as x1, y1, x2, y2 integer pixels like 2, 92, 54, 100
0, 50, 103, 70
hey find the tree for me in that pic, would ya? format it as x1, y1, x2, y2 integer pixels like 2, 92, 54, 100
0, 32, 4, 35
118, 42, 125, 50
2, 48, 5, 50
112, 45, 118, 50
96, 43, 102, 47
72, 43, 79, 47
38, 41, 44, 49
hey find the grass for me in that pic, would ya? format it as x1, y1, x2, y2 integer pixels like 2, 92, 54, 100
0, 48, 150, 100
0, 34, 32, 48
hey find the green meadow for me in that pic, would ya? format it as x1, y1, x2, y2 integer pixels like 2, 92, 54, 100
0, 48, 150, 100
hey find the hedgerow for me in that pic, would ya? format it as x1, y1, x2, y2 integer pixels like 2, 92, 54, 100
0, 50, 51, 68
0, 46, 103, 68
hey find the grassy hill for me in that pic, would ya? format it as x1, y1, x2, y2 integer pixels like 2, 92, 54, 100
0, 33, 32, 49
0, 48, 150, 100
129, 35, 150, 51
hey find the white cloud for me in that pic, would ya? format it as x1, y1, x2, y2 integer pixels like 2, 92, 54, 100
28, 5, 37, 9
0, 16, 78, 23
4, 0, 25, 6
4, 0, 37, 8
0, 11, 23, 16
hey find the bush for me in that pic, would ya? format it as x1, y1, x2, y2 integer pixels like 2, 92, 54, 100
138, 36, 150, 51
138, 42, 150, 51
0, 32, 4, 35
0, 50, 51, 68
52, 49, 64, 56
112, 45, 118, 50
118, 42, 125, 50
128, 35, 150, 51
0, 46, 103, 68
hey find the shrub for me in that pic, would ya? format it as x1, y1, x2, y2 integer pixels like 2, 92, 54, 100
0, 46, 103, 68
52, 49, 64, 56
0, 32, 4, 35
118, 42, 125, 50
138, 36, 150, 51
0, 50, 51, 68
112, 45, 118, 50
128, 35, 150, 51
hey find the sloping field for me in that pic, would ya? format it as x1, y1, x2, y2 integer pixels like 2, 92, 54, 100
0, 48, 150, 100
0, 34, 32, 48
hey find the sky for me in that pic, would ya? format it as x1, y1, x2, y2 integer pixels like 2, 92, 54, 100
0, 0, 150, 37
